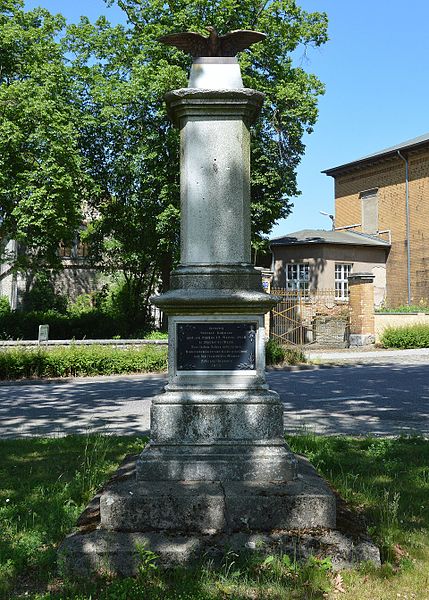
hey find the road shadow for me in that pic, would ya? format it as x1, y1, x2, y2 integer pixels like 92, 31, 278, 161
268, 362, 429, 436
2, 362, 429, 438
0, 376, 166, 438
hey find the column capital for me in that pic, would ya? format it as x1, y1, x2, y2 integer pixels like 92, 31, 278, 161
165, 88, 264, 127
348, 272, 375, 285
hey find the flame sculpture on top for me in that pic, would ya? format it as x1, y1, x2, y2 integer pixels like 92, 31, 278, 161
159, 26, 266, 58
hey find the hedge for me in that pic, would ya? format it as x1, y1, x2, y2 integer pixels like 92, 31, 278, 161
0, 345, 168, 380
0, 340, 305, 380
380, 324, 429, 349
0, 309, 130, 340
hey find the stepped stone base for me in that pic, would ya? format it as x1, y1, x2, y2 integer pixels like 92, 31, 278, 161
135, 443, 298, 481
60, 529, 380, 577
59, 454, 380, 575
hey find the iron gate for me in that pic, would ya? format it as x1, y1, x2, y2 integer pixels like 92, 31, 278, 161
270, 289, 349, 347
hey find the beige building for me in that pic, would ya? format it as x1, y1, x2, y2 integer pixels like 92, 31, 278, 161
323, 132, 429, 307
270, 229, 390, 307
0, 238, 100, 309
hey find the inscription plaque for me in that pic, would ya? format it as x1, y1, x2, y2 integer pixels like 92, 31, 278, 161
176, 322, 256, 371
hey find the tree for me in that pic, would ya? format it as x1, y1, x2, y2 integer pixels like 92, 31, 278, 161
0, 0, 93, 275
65, 0, 327, 324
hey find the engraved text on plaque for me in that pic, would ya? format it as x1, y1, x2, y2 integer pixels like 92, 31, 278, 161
176, 322, 256, 370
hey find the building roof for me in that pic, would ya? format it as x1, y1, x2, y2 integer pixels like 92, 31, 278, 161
322, 132, 429, 176
270, 229, 390, 247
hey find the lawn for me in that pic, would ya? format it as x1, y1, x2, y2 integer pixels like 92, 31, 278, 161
1, 434, 429, 599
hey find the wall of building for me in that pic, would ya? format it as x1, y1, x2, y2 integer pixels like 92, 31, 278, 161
334, 147, 429, 307
53, 265, 104, 302
271, 243, 387, 306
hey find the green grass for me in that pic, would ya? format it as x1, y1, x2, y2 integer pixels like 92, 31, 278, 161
0, 345, 168, 380
2, 434, 429, 599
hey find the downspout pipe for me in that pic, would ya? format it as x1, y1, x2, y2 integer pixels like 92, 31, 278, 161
397, 150, 412, 305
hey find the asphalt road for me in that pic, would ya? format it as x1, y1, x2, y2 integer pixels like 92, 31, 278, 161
1, 358, 429, 438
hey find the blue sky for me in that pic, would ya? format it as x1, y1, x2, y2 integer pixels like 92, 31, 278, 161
25, 0, 429, 238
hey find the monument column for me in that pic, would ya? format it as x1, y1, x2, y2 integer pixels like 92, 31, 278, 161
138, 61, 297, 482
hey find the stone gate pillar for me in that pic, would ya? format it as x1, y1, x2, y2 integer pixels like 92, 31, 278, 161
348, 272, 376, 346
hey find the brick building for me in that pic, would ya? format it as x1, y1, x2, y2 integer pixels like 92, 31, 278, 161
323, 132, 429, 307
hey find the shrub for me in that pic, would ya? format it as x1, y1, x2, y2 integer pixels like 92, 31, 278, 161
266, 339, 306, 365
0, 296, 11, 316
381, 324, 429, 349
0, 345, 168, 380
21, 272, 67, 313
376, 300, 429, 313
0, 309, 162, 340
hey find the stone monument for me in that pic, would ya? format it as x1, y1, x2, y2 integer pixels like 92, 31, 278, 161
60, 28, 379, 574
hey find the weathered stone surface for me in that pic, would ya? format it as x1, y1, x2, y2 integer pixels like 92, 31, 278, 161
170, 264, 264, 291
59, 528, 380, 577
59, 454, 380, 576
59, 531, 204, 577
101, 455, 332, 532
150, 397, 285, 443
136, 443, 298, 482
100, 481, 224, 533
349, 333, 376, 346
312, 316, 349, 348
165, 88, 264, 127
224, 478, 335, 531
151, 288, 277, 313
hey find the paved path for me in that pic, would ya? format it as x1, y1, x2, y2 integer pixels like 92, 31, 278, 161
306, 347, 429, 364
1, 350, 429, 438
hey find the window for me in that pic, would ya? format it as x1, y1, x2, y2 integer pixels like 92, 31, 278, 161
76, 241, 89, 258
285, 263, 310, 292
360, 188, 378, 234
335, 263, 352, 300
58, 242, 72, 258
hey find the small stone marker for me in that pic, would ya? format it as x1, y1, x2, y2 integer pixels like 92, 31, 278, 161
38, 324, 49, 344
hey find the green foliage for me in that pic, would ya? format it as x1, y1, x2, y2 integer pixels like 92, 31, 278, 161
144, 330, 168, 340
287, 434, 429, 565
67, 293, 96, 317
266, 338, 287, 364
0, 435, 146, 596
66, 0, 327, 288
21, 272, 68, 313
0, 344, 167, 380
135, 543, 160, 579
266, 338, 306, 365
380, 324, 429, 348
0, 309, 115, 340
1, 0, 327, 320
376, 301, 429, 313
0, 295, 11, 316
0, 0, 94, 271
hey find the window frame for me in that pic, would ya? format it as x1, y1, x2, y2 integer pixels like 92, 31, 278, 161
285, 262, 310, 293
335, 263, 352, 300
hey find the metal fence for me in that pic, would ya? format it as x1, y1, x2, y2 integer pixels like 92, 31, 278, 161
270, 289, 350, 347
